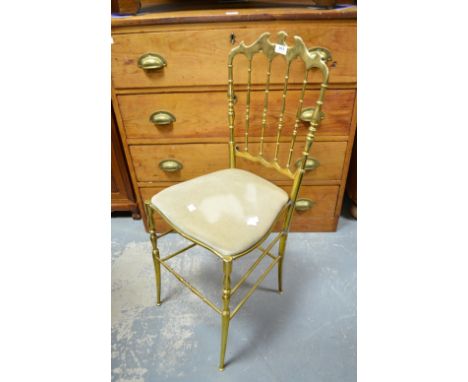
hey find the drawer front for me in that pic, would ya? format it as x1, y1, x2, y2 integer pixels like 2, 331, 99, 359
130, 141, 346, 182
118, 89, 355, 139
112, 22, 356, 88
279, 185, 339, 231
288, 185, 338, 218
140, 184, 339, 232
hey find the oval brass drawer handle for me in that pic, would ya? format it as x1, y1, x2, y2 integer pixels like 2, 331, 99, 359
295, 198, 315, 212
295, 157, 320, 172
299, 107, 325, 123
138, 53, 167, 71
308, 47, 332, 62
159, 159, 183, 172
150, 111, 176, 126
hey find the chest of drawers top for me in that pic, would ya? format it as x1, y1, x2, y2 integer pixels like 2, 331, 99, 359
111, 6, 357, 28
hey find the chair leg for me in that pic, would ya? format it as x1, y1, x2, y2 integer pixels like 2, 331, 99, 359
219, 260, 232, 371
145, 201, 161, 306
278, 233, 288, 293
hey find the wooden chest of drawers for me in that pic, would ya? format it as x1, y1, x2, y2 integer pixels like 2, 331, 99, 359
111, 6, 357, 231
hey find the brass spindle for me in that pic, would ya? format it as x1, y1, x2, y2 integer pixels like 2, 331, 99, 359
227, 62, 236, 167
274, 61, 292, 162
286, 70, 310, 168
259, 59, 273, 156
244, 59, 253, 151
307, 82, 328, 142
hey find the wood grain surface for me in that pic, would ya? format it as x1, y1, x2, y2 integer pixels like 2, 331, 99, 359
112, 21, 356, 88
129, 141, 346, 182
117, 89, 355, 139
112, 5, 357, 27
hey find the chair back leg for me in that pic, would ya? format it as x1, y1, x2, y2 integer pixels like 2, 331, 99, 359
278, 201, 296, 292
219, 260, 232, 371
278, 234, 288, 292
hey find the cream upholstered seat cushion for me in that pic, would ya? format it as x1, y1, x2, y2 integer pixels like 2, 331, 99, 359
151, 168, 289, 257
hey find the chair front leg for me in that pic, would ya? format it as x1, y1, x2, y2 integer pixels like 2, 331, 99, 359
219, 259, 232, 371
145, 201, 161, 306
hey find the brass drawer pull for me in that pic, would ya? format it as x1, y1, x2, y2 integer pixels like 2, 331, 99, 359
138, 53, 167, 71
150, 111, 176, 126
295, 157, 320, 172
308, 47, 332, 62
159, 159, 183, 172
299, 107, 325, 123
295, 198, 315, 212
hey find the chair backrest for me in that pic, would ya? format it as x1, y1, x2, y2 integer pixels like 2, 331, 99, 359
227, 31, 331, 209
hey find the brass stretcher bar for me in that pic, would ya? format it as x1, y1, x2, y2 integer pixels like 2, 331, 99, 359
155, 230, 284, 319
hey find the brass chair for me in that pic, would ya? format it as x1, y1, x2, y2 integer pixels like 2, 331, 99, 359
144, 31, 331, 371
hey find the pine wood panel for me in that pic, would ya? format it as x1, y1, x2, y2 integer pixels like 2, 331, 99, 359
276, 184, 339, 231
129, 141, 346, 182
111, 6, 357, 29
111, 106, 140, 218
333, 90, 356, 217
111, 0, 139, 14
140, 184, 339, 232
111, 21, 356, 88
117, 89, 355, 139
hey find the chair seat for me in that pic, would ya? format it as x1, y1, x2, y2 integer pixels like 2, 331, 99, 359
151, 168, 289, 257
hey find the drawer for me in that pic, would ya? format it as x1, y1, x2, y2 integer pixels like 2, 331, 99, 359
130, 141, 346, 182
112, 22, 356, 89
277, 185, 339, 231
140, 184, 339, 233
118, 89, 355, 139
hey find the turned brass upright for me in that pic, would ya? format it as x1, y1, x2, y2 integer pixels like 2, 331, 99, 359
145, 31, 330, 371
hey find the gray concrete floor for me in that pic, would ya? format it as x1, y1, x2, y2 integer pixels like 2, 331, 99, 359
112, 212, 356, 382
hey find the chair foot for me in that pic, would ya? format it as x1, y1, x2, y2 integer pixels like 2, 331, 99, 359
153, 250, 161, 306
219, 310, 230, 370
278, 259, 283, 293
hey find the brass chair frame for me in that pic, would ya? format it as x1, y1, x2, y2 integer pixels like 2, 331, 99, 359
144, 31, 330, 371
